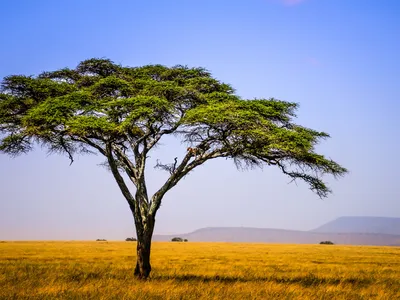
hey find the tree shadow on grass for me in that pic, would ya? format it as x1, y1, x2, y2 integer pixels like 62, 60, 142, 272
154, 274, 374, 288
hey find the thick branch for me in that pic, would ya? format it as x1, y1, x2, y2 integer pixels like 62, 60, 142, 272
149, 151, 193, 216
149, 148, 227, 216
75, 136, 107, 156
105, 143, 136, 209
111, 144, 138, 184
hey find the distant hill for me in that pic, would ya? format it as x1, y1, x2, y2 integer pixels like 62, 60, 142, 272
311, 216, 400, 236
153, 226, 400, 246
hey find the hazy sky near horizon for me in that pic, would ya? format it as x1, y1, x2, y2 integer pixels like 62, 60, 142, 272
0, 0, 399, 240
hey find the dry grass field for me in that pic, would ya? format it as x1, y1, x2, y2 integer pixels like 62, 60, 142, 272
0, 241, 399, 299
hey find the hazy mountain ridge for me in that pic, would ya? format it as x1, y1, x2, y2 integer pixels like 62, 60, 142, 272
311, 216, 400, 235
153, 217, 400, 246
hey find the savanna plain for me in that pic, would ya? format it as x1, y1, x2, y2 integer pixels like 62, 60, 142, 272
0, 241, 399, 299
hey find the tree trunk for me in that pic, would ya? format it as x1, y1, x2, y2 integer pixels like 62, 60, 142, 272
134, 235, 152, 279
133, 215, 155, 279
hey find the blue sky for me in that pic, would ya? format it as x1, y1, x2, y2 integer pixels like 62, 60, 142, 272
0, 0, 399, 239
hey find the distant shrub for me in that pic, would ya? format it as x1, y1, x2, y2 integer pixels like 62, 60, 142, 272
320, 241, 334, 245
171, 237, 184, 242
184, 239, 188, 242
125, 237, 137, 242
96, 239, 107, 242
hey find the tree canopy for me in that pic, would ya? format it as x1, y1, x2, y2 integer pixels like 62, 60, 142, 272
0, 58, 347, 278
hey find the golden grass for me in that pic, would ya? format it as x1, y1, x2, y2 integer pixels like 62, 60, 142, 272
0, 241, 399, 299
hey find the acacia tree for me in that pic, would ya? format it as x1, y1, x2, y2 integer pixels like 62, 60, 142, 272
0, 59, 347, 279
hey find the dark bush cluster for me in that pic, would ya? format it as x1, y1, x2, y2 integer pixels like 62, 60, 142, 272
320, 241, 334, 245
96, 239, 107, 242
125, 237, 137, 242
171, 237, 188, 242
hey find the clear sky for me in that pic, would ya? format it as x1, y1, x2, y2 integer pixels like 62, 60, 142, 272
0, 0, 399, 240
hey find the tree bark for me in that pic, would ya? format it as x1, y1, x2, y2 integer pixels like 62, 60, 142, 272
134, 236, 152, 279
133, 215, 155, 279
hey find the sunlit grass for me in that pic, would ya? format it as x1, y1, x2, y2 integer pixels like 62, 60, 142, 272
0, 242, 399, 299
